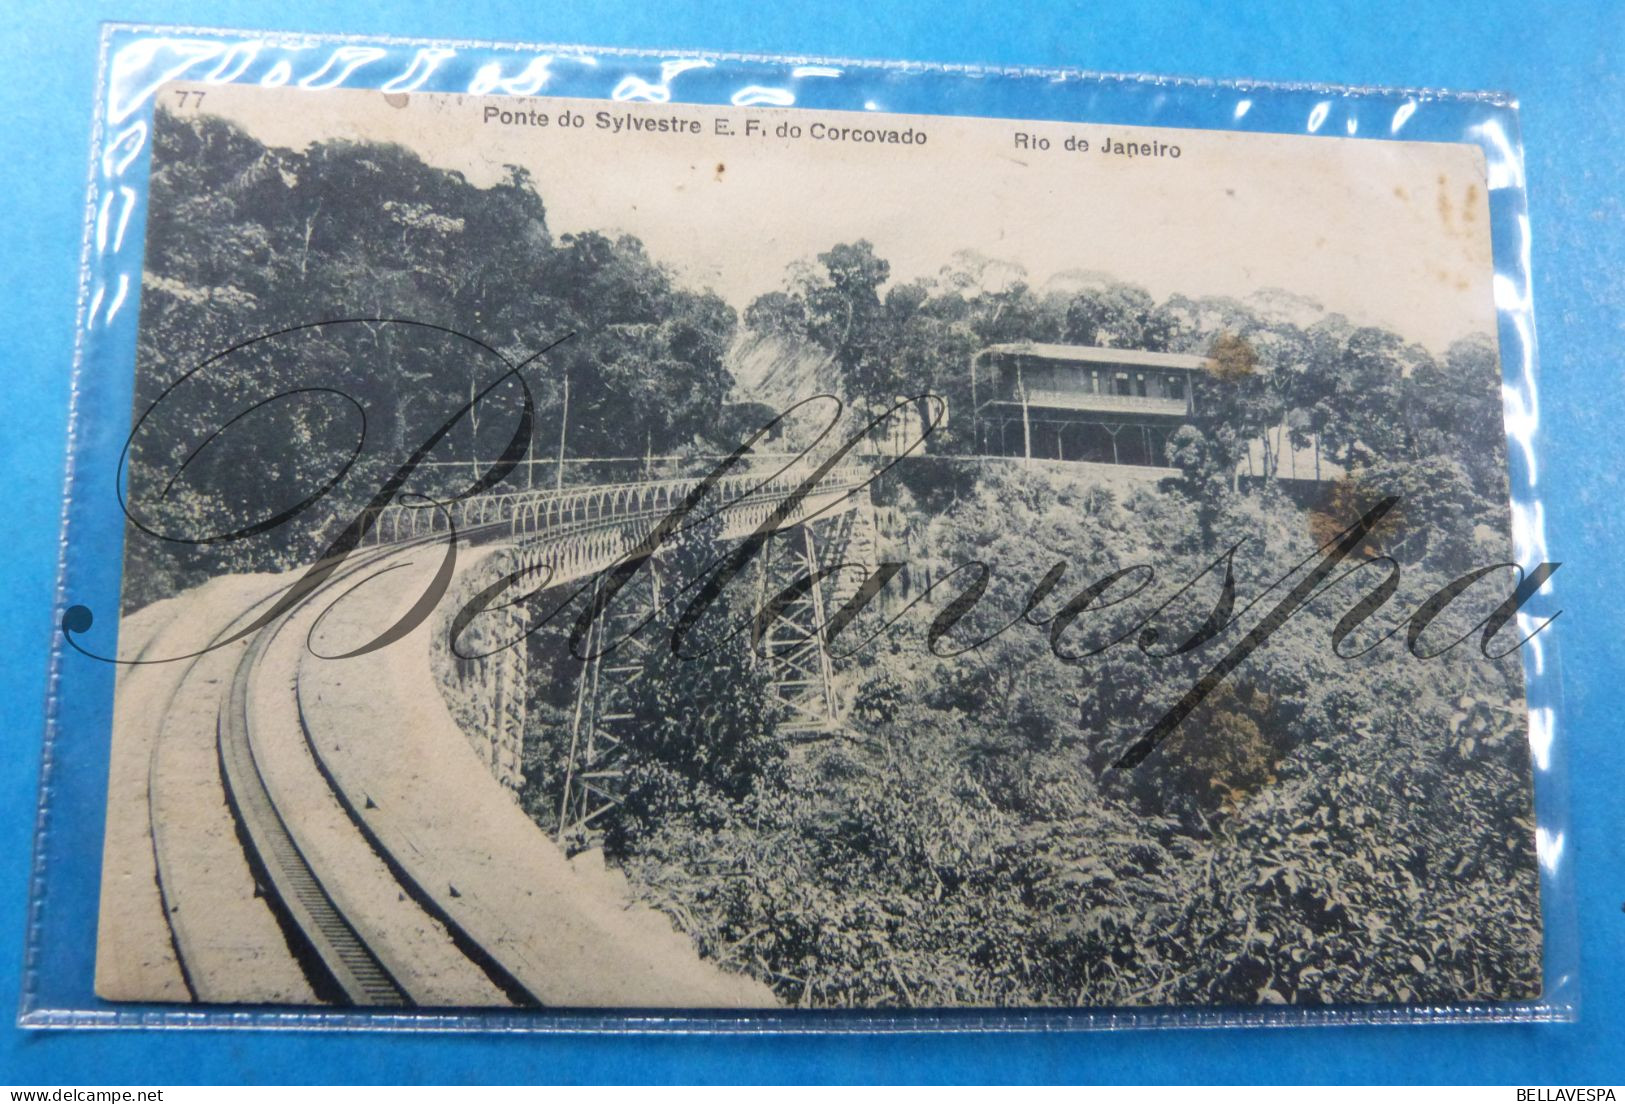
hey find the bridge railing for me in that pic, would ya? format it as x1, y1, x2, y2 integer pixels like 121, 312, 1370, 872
359, 461, 872, 548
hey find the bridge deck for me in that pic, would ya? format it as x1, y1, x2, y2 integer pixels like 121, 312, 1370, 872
241, 568, 506, 1006
97, 574, 316, 1004
99, 464, 861, 1007
295, 546, 775, 1007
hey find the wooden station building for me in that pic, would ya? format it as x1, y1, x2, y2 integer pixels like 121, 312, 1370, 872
972, 342, 1212, 468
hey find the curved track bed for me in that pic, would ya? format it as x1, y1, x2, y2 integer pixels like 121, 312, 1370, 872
100, 541, 774, 1008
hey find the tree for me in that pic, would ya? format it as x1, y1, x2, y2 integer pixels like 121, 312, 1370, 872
1063, 283, 1176, 350
1406, 334, 1508, 500
601, 523, 787, 858
126, 109, 738, 606
1182, 333, 1282, 498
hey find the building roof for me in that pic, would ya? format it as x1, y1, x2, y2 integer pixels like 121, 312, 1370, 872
980, 342, 1211, 371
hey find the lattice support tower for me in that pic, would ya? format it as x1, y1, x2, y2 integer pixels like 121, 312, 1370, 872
555, 560, 662, 842
755, 524, 847, 736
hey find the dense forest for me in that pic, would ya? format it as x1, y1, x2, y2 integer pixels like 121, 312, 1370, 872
124, 109, 748, 609
739, 239, 1508, 507
516, 243, 1540, 1007
132, 108, 1542, 1008
547, 459, 1540, 1007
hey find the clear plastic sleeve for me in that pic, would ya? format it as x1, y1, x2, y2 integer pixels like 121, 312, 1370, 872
20, 23, 1576, 1032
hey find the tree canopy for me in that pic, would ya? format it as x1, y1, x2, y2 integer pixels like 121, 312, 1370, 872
126, 109, 745, 606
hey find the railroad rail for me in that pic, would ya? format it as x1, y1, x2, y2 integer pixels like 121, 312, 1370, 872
108, 463, 868, 1006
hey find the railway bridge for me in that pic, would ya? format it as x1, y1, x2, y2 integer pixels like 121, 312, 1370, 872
363, 459, 878, 837
95, 458, 878, 1010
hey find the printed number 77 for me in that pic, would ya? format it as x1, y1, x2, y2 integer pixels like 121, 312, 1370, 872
175, 90, 207, 109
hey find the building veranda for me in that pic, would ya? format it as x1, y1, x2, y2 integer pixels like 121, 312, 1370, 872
973, 342, 1210, 469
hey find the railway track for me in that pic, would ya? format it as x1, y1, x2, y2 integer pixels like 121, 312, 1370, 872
116, 484, 807, 1009
143, 541, 447, 1006
218, 593, 409, 1006
136, 577, 319, 1005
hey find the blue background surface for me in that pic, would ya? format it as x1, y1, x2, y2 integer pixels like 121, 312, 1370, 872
2, 0, 1620, 1084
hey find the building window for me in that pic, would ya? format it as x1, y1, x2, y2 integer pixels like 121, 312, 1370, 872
1136, 374, 1148, 398
1168, 374, 1185, 400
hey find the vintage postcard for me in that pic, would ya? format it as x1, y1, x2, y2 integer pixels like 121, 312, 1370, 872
95, 82, 1542, 1010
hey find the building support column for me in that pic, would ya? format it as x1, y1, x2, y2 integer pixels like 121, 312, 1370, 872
1018, 367, 1032, 466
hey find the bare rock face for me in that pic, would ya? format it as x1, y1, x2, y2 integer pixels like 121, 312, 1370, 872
726, 331, 839, 411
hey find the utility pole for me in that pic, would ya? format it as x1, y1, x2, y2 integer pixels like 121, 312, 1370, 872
469, 375, 480, 482
555, 374, 569, 492
970, 352, 980, 455
1017, 364, 1032, 466
526, 409, 535, 490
